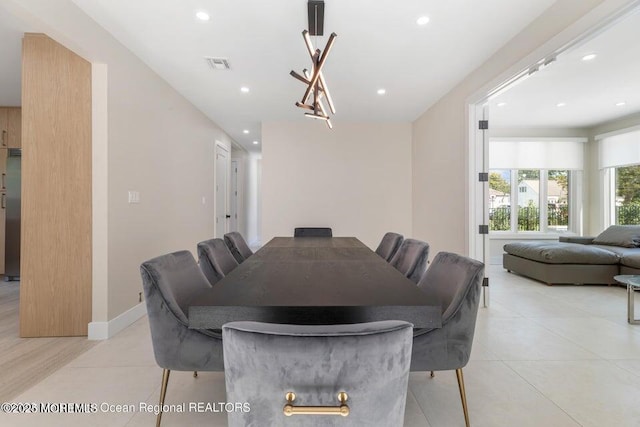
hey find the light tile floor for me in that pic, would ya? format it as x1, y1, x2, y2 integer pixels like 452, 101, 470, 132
1, 265, 639, 426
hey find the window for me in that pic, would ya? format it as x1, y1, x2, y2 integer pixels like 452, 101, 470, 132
597, 127, 640, 226
489, 169, 574, 233
489, 138, 584, 234
614, 165, 640, 225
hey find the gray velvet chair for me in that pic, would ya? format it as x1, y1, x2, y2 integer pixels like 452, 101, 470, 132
294, 227, 333, 237
389, 238, 430, 284
197, 238, 239, 286
140, 251, 225, 427
224, 231, 253, 263
410, 252, 485, 427
223, 320, 413, 427
375, 232, 404, 261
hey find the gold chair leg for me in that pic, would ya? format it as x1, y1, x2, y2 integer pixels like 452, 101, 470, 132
157, 369, 170, 427
193, 371, 198, 378
455, 368, 470, 427
430, 371, 435, 378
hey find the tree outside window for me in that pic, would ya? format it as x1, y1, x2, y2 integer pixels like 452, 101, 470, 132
615, 165, 640, 224
489, 169, 570, 232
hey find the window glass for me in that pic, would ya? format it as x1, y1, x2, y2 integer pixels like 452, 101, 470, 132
547, 170, 569, 232
489, 170, 511, 231
517, 170, 540, 231
615, 165, 640, 225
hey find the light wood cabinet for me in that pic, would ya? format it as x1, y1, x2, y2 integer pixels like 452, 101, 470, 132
0, 107, 21, 148
0, 108, 7, 148
7, 108, 21, 148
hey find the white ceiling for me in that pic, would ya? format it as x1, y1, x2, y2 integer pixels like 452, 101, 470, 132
491, 8, 640, 129
71, 0, 556, 151
0, 6, 32, 106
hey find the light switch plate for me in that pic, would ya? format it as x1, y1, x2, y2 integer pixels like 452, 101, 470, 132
128, 190, 140, 204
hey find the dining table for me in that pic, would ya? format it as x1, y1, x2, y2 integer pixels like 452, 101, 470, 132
187, 236, 442, 329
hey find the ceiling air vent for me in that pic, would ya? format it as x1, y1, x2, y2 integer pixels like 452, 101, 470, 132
205, 57, 231, 70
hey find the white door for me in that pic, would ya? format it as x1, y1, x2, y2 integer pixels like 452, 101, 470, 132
230, 160, 239, 232
215, 145, 229, 237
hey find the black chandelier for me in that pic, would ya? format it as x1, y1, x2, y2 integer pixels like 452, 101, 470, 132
290, 0, 337, 129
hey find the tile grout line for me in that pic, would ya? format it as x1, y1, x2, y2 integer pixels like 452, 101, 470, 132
500, 359, 585, 427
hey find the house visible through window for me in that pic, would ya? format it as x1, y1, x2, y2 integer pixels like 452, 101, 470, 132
489, 169, 571, 233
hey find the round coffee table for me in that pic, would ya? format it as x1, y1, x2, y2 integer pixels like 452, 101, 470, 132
614, 275, 640, 325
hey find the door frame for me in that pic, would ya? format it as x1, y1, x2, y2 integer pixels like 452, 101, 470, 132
465, 1, 640, 308
215, 142, 231, 237
230, 159, 240, 233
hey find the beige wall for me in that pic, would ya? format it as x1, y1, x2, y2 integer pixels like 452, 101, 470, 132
262, 122, 412, 249
411, 0, 633, 258
5, 0, 235, 321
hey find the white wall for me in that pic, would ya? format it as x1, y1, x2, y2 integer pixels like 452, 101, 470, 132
262, 121, 412, 249
5, 0, 236, 323
411, 0, 633, 259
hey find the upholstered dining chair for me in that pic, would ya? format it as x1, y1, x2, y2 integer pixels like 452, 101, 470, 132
223, 320, 413, 427
224, 231, 254, 263
375, 232, 404, 261
410, 252, 485, 427
389, 238, 430, 284
197, 238, 239, 286
140, 251, 225, 427
294, 227, 333, 237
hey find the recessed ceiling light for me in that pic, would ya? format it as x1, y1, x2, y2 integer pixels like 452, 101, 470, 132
497, 102, 507, 107
616, 101, 627, 107
556, 102, 566, 107
243, 130, 249, 134
253, 141, 259, 145
195, 11, 210, 21
377, 88, 386, 95
240, 86, 250, 93
416, 16, 430, 25
582, 53, 596, 61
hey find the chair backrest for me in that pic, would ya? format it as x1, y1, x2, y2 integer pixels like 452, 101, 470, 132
417, 252, 485, 323
294, 227, 333, 237
224, 232, 253, 263
223, 320, 413, 427
140, 251, 224, 371
375, 232, 404, 261
197, 238, 239, 286
410, 252, 484, 372
389, 238, 429, 284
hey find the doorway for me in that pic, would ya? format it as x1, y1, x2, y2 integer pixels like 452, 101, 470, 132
467, 3, 640, 308
230, 160, 239, 232
215, 143, 230, 237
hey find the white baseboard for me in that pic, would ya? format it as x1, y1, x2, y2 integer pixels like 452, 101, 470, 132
88, 302, 147, 340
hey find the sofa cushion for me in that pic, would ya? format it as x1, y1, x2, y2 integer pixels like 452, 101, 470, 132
621, 253, 640, 269
590, 245, 640, 257
592, 225, 640, 248
503, 242, 620, 264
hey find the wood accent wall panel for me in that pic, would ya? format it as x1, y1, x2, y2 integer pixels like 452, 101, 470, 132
20, 34, 92, 337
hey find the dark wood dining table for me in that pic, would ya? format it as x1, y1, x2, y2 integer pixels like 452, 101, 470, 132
187, 237, 442, 329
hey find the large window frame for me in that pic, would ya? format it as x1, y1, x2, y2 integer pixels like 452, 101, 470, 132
490, 169, 582, 235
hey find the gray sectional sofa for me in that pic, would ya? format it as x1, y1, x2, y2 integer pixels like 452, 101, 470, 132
503, 225, 640, 285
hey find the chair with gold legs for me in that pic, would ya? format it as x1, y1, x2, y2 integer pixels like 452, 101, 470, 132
140, 251, 224, 426
223, 320, 413, 427
410, 252, 485, 427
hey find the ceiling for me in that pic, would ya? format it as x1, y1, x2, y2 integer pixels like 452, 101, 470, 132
71, 0, 556, 151
491, 8, 640, 129
0, 6, 32, 106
